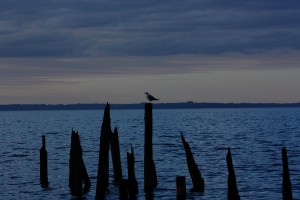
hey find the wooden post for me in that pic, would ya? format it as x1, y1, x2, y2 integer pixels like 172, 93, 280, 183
111, 127, 123, 184
82, 162, 91, 192
81, 144, 91, 193
127, 145, 139, 198
69, 130, 82, 196
40, 135, 49, 187
96, 103, 112, 199
69, 130, 91, 196
176, 176, 186, 200
69, 130, 76, 191
144, 103, 157, 197
180, 132, 204, 192
226, 147, 240, 200
119, 179, 129, 200
282, 147, 293, 200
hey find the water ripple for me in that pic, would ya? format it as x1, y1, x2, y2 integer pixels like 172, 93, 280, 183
0, 108, 299, 199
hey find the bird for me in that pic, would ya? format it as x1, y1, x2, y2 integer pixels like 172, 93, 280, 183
144, 92, 159, 102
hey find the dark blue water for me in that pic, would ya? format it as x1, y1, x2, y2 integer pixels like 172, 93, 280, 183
0, 108, 299, 199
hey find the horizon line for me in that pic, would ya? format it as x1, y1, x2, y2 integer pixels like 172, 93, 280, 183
1, 102, 300, 111
1, 101, 300, 105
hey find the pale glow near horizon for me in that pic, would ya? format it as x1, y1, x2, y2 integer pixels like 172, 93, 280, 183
1, 68, 299, 104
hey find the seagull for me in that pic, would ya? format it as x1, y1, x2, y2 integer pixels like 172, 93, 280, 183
144, 92, 159, 102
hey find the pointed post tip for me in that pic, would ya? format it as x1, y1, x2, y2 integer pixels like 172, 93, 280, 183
42, 135, 46, 148
114, 126, 118, 132
282, 146, 287, 152
228, 147, 231, 153
180, 132, 184, 141
131, 144, 134, 154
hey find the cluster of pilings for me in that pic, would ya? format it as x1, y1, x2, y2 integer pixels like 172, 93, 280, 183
94, 103, 140, 199
39, 102, 294, 199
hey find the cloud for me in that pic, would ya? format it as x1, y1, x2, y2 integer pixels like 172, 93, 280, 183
1, 50, 300, 87
1, 0, 300, 58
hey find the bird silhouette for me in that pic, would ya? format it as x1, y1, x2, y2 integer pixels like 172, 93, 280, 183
144, 92, 159, 102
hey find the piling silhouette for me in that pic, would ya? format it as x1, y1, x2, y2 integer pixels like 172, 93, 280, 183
127, 145, 139, 198
95, 103, 112, 199
226, 147, 240, 200
119, 179, 129, 200
176, 176, 187, 200
180, 132, 204, 192
282, 147, 293, 200
111, 127, 123, 184
40, 135, 49, 187
69, 130, 91, 196
144, 103, 157, 198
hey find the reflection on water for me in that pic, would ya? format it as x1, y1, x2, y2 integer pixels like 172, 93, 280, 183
0, 108, 299, 199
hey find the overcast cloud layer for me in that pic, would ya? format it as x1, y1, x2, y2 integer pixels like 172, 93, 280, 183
1, 1, 300, 103
1, 0, 300, 57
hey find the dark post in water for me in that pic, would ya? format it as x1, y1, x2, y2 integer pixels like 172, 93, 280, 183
69, 130, 91, 196
111, 127, 123, 184
176, 176, 186, 200
96, 103, 112, 199
282, 147, 293, 200
180, 132, 204, 192
144, 103, 157, 198
119, 179, 129, 200
226, 147, 240, 200
127, 145, 139, 198
40, 135, 49, 187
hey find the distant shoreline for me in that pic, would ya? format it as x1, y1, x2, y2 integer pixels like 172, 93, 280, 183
1, 102, 300, 111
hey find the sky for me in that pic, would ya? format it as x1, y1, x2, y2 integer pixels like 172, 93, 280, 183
1, 0, 300, 104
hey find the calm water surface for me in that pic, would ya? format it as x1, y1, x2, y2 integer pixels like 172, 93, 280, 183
0, 108, 299, 199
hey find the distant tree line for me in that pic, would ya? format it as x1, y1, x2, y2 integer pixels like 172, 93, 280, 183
1, 102, 300, 111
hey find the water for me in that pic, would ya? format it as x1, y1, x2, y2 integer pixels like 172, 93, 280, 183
0, 108, 299, 200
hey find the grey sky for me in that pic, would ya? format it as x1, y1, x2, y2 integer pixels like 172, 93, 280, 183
1, 0, 300, 103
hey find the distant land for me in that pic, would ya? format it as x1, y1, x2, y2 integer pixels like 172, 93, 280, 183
1, 102, 300, 111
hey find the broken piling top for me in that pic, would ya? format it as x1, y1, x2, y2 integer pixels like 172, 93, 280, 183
40, 135, 48, 187
41, 135, 46, 149
180, 132, 204, 192
226, 147, 233, 170
180, 132, 186, 145
69, 130, 91, 196
102, 103, 111, 129
282, 147, 293, 200
226, 147, 240, 200
127, 144, 139, 197
111, 126, 123, 184
130, 144, 135, 161
96, 102, 112, 199
282, 147, 291, 177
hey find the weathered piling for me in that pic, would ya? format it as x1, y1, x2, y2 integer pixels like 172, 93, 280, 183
226, 147, 240, 200
69, 130, 91, 196
119, 179, 129, 200
69, 131, 75, 191
111, 127, 123, 184
40, 135, 49, 187
282, 147, 293, 200
176, 176, 186, 200
96, 103, 112, 199
69, 130, 82, 196
127, 145, 139, 198
180, 132, 204, 192
144, 103, 157, 197
81, 148, 91, 192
